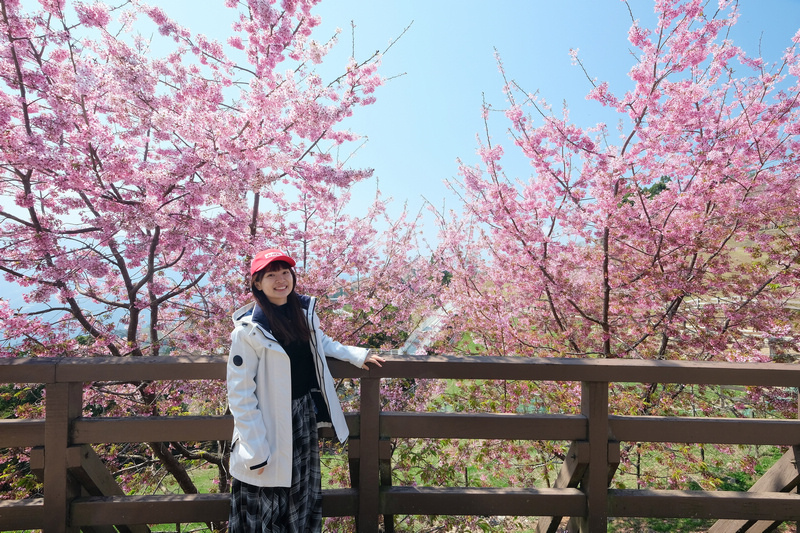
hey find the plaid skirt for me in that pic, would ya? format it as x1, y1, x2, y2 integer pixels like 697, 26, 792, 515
229, 393, 322, 533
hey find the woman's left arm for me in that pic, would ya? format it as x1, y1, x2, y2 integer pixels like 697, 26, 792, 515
317, 323, 384, 369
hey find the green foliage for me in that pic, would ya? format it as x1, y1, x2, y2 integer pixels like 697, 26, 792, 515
610, 517, 715, 532
620, 175, 671, 207
440, 270, 453, 286
0, 386, 45, 500
0, 450, 40, 501
361, 328, 408, 350
349, 304, 410, 349
0, 384, 43, 418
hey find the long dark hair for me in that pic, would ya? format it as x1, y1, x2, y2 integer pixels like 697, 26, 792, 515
251, 260, 311, 344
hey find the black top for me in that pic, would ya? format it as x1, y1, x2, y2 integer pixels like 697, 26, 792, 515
272, 303, 320, 399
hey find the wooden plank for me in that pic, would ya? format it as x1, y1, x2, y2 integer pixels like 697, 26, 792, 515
68, 445, 125, 497
70, 494, 230, 526
5, 354, 800, 389
609, 489, 800, 520
380, 411, 586, 441
347, 438, 392, 460
70, 488, 356, 525
535, 441, 620, 533
0, 419, 45, 447
30, 446, 44, 480
0, 499, 45, 530
607, 441, 621, 484
0, 357, 57, 384
81, 524, 118, 533
43, 382, 83, 533
537, 441, 590, 533
329, 355, 800, 388
709, 445, 800, 533
347, 438, 392, 490
611, 415, 800, 445
357, 377, 382, 532
347, 440, 360, 489
555, 441, 591, 488
711, 516, 780, 533
380, 486, 585, 517
72, 416, 233, 444
581, 381, 610, 533
732, 520, 780, 533
35, 445, 149, 532
53, 356, 226, 382
347, 437, 394, 532
322, 488, 358, 517
46, 446, 127, 533
380, 440, 395, 533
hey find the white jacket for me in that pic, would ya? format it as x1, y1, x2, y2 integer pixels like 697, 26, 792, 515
226, 296, 369, 487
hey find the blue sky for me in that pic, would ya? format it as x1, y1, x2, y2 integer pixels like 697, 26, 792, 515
305, 1, 800, 222
151, 1, 800, 232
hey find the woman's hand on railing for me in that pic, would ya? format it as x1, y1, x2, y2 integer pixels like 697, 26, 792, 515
362, 349, 385, 370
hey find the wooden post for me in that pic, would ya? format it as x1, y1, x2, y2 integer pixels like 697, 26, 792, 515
536, 440, 589, 533
357, 375, 381, 532
43, 381, 83, 533
578, 381, 609, 533
380, 438, 394, 533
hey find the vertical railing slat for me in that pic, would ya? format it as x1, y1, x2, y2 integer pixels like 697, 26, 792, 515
43, 380, 83, 533
580, 380, 609, 533
357, 374, 381, 532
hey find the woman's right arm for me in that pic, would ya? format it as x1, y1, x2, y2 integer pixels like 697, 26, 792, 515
227, 327, 271, 470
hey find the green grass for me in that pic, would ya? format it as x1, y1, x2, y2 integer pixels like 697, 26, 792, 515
142, 463, 222, 533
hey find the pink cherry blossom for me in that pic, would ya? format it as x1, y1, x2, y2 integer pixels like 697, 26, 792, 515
0, 0, 437, 505
428, 0, 800, 501
74, 1, 110, 27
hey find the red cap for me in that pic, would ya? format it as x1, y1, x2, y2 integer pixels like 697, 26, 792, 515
250, 249, 296, 275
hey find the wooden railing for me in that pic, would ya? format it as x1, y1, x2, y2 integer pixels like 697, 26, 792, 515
2, 354, 800, 532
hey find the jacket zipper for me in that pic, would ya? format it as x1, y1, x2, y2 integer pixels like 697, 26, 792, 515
307, 298, 333, 417
252, 322, 280, 345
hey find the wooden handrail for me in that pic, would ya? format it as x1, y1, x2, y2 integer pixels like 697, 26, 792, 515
1, 354, 800, 532
6, 353, 800, 385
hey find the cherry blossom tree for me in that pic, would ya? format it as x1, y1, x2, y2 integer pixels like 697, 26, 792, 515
0, 0, 439, 508
0, 0, 390, 359
432, 0, 800, 501
438, 0, 800, 371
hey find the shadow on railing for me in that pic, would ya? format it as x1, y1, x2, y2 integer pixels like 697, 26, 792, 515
2, 354, 800, 532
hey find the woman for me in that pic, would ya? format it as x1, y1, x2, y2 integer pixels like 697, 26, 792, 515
226, 248, 384, 532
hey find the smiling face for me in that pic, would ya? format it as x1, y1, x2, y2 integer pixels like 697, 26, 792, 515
253, 262, 296, 306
